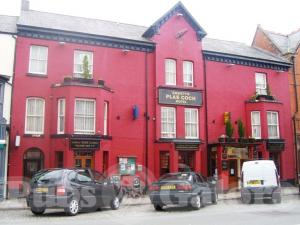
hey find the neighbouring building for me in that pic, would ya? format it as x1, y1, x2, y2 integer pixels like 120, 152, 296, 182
0, 15, 17, 199
252, 25, 300, 184
8, 2, 294, 195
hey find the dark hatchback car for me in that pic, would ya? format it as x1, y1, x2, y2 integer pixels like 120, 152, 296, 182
149, 172, 217, 210
26, 168, 123, 216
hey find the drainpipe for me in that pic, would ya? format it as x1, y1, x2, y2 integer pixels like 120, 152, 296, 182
5, 34, 17, 199
292, 55, 299, 113
202, 54, 209, 176
144, 52, 149, 192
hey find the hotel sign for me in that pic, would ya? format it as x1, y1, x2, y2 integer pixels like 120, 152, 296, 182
158, 88, 202, 106
70, 139, 100, 150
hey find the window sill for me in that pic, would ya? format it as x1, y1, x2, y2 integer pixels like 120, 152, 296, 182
23, 134, 44, 138
26, 73, 48, 78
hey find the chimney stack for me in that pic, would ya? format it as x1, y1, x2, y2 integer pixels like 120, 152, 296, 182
21, 0, 30, 11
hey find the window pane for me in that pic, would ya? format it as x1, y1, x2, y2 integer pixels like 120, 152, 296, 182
29, 46, 48, 74
26, 98, 45, 134
165, 59, 176, 85
74, 99, 95, 134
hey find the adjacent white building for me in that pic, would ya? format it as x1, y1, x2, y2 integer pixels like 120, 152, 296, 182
0, 15, 17, 200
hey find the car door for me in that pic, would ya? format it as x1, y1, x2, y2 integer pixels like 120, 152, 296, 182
76, 169, 97, 209
91, 170, 109, 207
195, 174, 211, 204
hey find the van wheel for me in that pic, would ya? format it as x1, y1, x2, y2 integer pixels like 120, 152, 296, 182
65, 199, 80, 216
153, 204, 163, 211
31, 207, 45, 215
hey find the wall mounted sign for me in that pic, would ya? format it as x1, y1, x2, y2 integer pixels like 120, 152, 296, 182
158, 88, 202, 106
175, 143, 199, 151
70, 138, 100, 150
119, 157, 136, 175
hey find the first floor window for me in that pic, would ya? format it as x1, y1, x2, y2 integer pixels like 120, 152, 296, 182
161, 107, 176, 138
74, 99, 95, 134
74, 50, 93, 78
251, 111, 261, 139
183, 61, 193, 87
185, 108, 198, 138
255, 72, 267, 95
165, 59, 176, 85
25, 97, 45, 134
103, 101, 108, 135
29, 45, 48, 75
57, 99, 65, 134
267, 111, 280, 139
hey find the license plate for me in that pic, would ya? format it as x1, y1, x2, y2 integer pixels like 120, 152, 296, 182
247, 180, 262, 185
160, 185, 176, 190
35, 187, 48, 193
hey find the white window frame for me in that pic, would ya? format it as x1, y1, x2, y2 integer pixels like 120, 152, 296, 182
73, 50, 93, 78
28, 45, 48, 75
185, 108, 199, 139
255, 72, 267, 95
267, 111, 280, 139
74, 99, 96, 134
183, 61, 194, 87
165, 59, 176, 85
103, 101, 108, 135
251, 111, 261, 139
25, 97, 45, 135
161, 107, 176, 138
57, 99, 65, 134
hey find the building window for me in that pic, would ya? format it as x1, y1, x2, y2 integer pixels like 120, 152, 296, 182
255, 72, 267, 95
165, 59, 176, 85
73, 50, 93, 78
29, 45, 48, 75
74, 99, 95, 134
251, 111, 261, 139
57, 99, 65, 134
161, 107, 176, 138
183, 61, 193, 87
25, 97, 45, 135
267, 111, 280, 139
185, 108, 198, 138
103, 101, 108, 135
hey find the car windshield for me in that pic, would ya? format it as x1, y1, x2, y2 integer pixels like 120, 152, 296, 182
32, 169, 64, 184
159, 173, 191, 181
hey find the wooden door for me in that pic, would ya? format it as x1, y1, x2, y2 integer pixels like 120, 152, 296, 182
74, 155, 94, 169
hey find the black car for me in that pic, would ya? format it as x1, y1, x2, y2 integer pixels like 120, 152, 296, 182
149, 172, 217, 210
26, 168, 123, 216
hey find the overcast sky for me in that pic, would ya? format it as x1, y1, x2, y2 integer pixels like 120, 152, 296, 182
1, 0, 300, 44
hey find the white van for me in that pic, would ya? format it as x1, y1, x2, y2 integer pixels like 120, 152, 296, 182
241, 160, 281, 204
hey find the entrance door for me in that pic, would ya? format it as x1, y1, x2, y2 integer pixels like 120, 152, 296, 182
74, 151, 95, 169
23, 148, 44, 179
160, 151, 170, 176
228, 159, 238, 189
178, 151, 195, 172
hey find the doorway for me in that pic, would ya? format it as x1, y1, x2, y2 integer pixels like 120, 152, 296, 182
228, 159, 238, 189
74, 151, 95, 169
103, 151, 109, 173
160, 151, 170, 176
23, 148, 44, 179
178, 151, 195, 172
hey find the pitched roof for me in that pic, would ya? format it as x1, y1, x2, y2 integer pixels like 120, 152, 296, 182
142, 1, 206, 40
0, 15, 18, 34
203, 38, 290, 64
18, 10, 151, 43
261, 27, 300, 54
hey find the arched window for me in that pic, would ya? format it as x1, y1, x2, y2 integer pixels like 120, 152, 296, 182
23, 148, 44, 178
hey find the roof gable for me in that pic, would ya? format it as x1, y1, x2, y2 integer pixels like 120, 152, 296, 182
142, 2, 206, 40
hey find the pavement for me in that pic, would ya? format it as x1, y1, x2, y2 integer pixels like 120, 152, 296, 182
0, 186, 298, 211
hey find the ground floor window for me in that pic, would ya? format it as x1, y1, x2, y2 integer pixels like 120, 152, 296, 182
23, 148, 44, 179
160, 151, 170, 176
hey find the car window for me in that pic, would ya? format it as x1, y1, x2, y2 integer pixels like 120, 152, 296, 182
32, 169, 64, 184
160, 173, 192, 181
196, 174, 205, 183
68, 171, 76, 182
77, 170, 93, 183
92, 171, 106, 182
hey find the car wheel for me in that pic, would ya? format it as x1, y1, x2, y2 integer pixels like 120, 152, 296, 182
110, 196, 120, 210
31, 207, 45, 215
190, 195, 202, 210
153, 204, 163, 211
65, 199, 80, 216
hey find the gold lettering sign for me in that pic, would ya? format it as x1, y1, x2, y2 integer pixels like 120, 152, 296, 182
159, 88, 202, 106
70, 139, 100, 150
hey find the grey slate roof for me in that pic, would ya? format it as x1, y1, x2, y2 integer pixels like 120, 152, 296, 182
202, 38, 290, 64
263, 28, 300, 54
0, 15, 18, 33
18, 10, 151, 43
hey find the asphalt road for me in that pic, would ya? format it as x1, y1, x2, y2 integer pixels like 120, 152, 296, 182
1, 195, 300, 225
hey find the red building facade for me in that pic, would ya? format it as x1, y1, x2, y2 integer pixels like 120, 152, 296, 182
8, 2, 294, 194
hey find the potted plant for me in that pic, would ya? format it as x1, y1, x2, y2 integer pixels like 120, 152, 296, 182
225, 120, 234, 142
237, 119, 245, 142
82, 55, 91, 79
